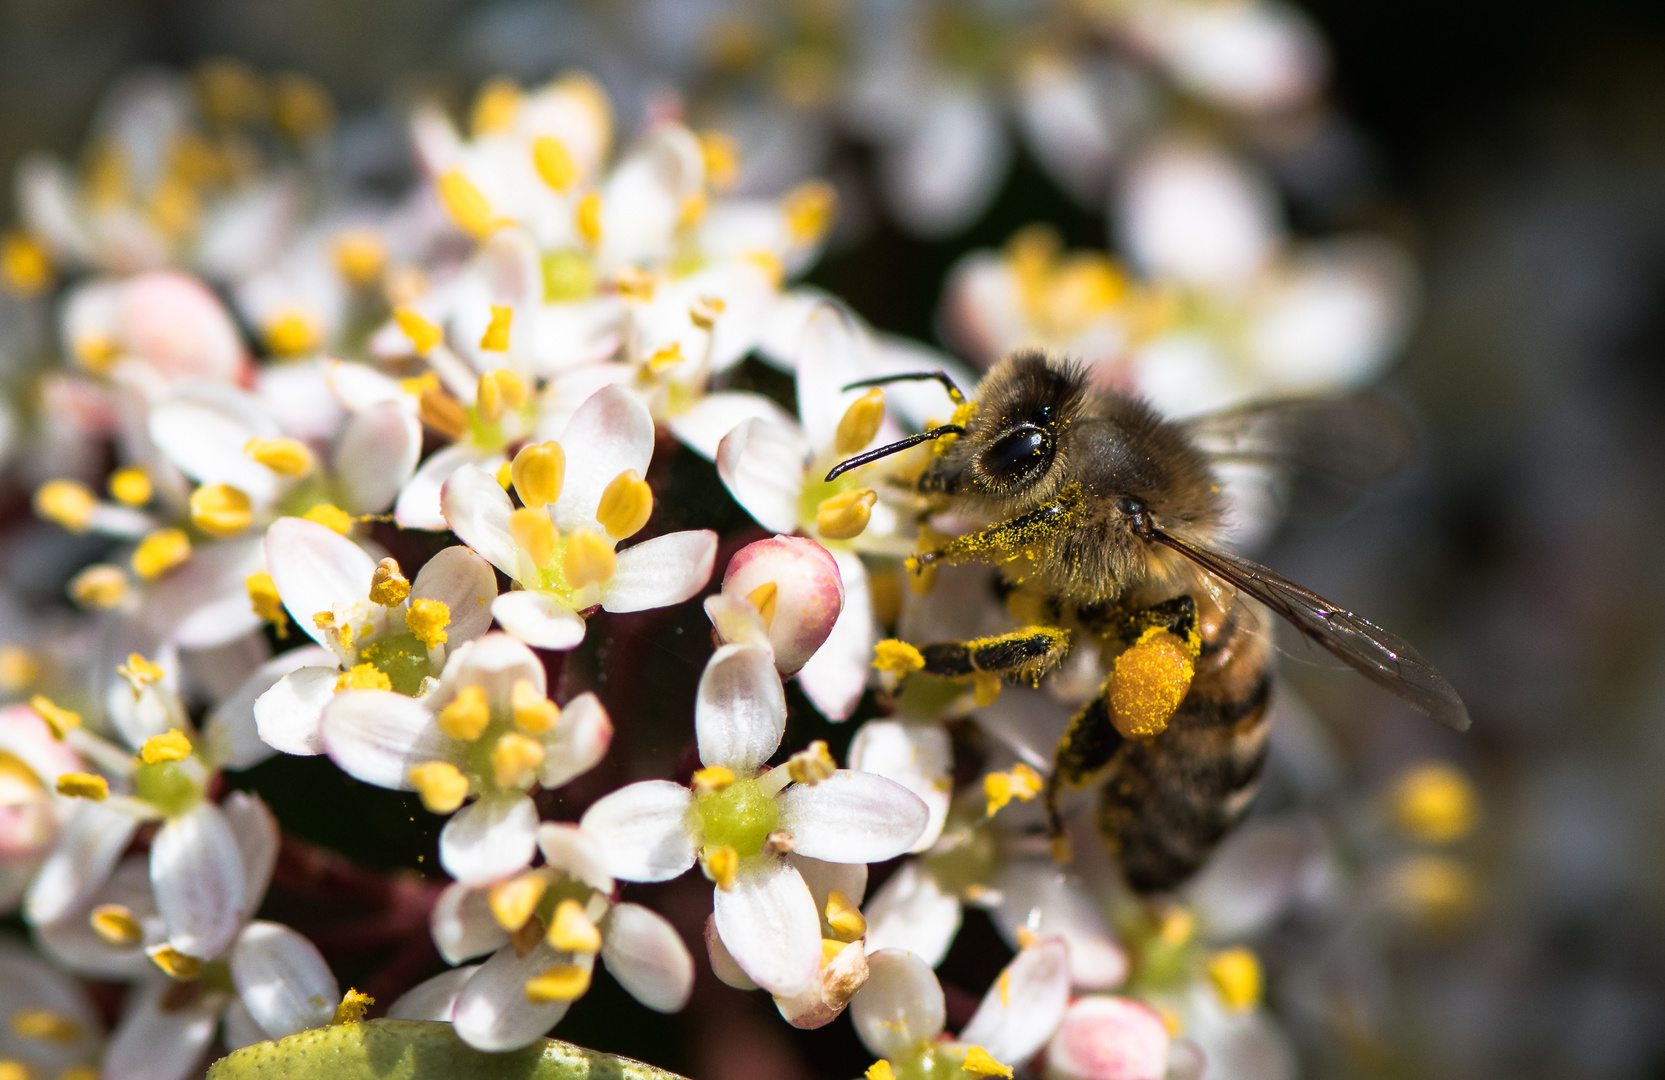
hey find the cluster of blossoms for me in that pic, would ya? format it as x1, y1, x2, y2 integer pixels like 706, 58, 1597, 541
0, 7, 1478, 1080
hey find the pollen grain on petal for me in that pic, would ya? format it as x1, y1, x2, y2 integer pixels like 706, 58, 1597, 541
406, 598, 451, 648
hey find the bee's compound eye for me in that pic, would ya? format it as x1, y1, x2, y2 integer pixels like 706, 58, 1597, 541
981, 423, 1052, 484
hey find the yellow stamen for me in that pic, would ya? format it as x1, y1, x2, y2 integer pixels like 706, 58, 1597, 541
548, 898, 601, 953
393, 307, 443, 354
0, 648, 38, 692
611, 267, 655, 301
983, 763, 1043, 817
816, 488, 876, 540
417, 386, 469, 440
491, 731, 545, 788
147, 944, 202, 980
496, 461, 514, 489
189, 484, 252, 539
69, 565, 127, 610
117, 653, 165, 692
1157, 907, 1194, 947
55, 773, 107, 802
368, 558, 410, 607
1206, 947, 1263, 1013
437, 685, 491, 741
744, 249, 784, 287
245, 437, 315, 477
108, 466, 152, 506
470, 77, 521, 136
532, 135, 576, 191
1108, 627, 1196, 739
691, 766, 735, 796
139, 729, 192, 765
575, 192, 602, 246
479, 306, 513, 352
1013, 928, 1036, 950
872, 639, 925, 677
335, 664, 392, 692
645, 342, 683, 371
961, 1046, 1012, 1079
787, 740, 836, 785
511, 442, 565, 509
438, 170, 497, 238
698, 130, 741, 189
677, 191, 708, 230
1389, 761, 1479, 845
595, 470, 652, 540
246, 572, 288, 635
524, 963, 591, 1004
406, 599, 450, 649
0, 232, 52, 297
329, 988, 373, 1025
563, 529, 616, 590
262, 311, 319, 357
30, 696, 81, 739
59, 1066, 99, 1080
782, 180, 837, 244
509, 507, 558, 568
834, 389, 886, 456
703, 845, 739, 891
302, 503, 354, 534
332, 229, 386, 286
10, 1009, 81, 1043
90, 904, 143, 947
689, 295, 726, 331
272, 71, 333, 140
1391, 854, 1479, 928
33, 480, 96, 533
745, 581, 777, 627
820, 937, 846, 966
408, 761, 469, 814
866, 1062, 895, 1080
489, 872, 548, 931
511, 680, 559, 735
132, 528, 192, 580
824, 889, 866, 942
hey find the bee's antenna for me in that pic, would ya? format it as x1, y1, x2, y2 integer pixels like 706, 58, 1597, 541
841, 371, 967, 405
824, 424, 965, 482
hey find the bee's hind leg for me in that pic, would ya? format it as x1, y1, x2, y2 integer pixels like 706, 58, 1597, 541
1044, 687, 1122, 861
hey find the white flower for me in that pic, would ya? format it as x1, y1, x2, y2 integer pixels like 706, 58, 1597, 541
0, 705, 85, 913
704, 534, 844, 675
0, 940, 105, 1077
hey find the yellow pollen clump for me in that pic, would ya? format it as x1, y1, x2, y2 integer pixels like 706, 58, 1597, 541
139, 729, 192, 765
10, 1009, 81, 1043
1108, 627, 1196, 739
703, 845, 739, 891
189, 484, 253, 539
783, 180, 837, 244
479, 307, 513, 353
108, 466, 152, 506
698, 130, 741, 189
332, 229, 386, 286
816, 488, 876, 541
511, 442, 565, 509
489, 873, 548, 932
563, 529, 616, 590
970, 671, 1002, 707
492, 731, 545, 788
393, 307, 444, 354
90, 904, 143, 946
262, 311, 319, 357
245, 437, 315, 477
511, 680, 559, 735
0, 1058, 28, 1080
596, 470, 652, 540
417, 386, 470, 440
1389, 761, 1479, 845
117, 652, 165, 691
438, 685, 491, 741
471, 78, 521, 136
646, 342, 683, 372
548, 898, 602, 953
132, 528, 192, 580
0, 648, 38, 693
1, 232, 52, 297
408, 761, 469, 814
509, 507, 558, 568
438, 170, 498, 238
961, 1046, 1013, 1079
70, 565, 127, 610
246, 572, 288, 634
787, 740, 836, 785
330, 988, 374, 1026
55, 773, 108, 802
406, 599, 450, 649
575, 193, 603, 246
532, 135, 576, 191
1206, 947, 1263, 1013
30, 696, 81, 740
524, 963, 591, 1004
691, 765, 735, 796
335, 664, 392, 692
872, 639, 925, 678
745, 581, 778, 628
866, 1061, 895, 1080
983, 763, 1044, 817
34, 480, 96, 533
834, 389, 886, 457
303, 503, 355, 534
147, 944, 202, 980
824, 889, 866, 941
368, 558, 411, 607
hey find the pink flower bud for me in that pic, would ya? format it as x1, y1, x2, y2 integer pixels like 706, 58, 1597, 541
1046, 996, 1170, 1080
0, 705, 79, 860
716, 536, 843, 674
121, 272, 247, 382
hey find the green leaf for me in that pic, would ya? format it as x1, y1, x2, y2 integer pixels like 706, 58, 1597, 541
206, 1019, 690, 1080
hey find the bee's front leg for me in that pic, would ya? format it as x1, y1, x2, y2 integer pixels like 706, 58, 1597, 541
916, 625, 1072, 685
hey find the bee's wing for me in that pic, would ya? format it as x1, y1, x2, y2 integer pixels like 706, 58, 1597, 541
1151, 529, 1470, 731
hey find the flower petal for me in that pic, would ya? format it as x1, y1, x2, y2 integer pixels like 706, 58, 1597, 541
797, 549, 875, 721
579, 781, 697, 883
539, 691, 612, 789
100, 978, 223, 1080
720, 535, 844, 674
440, 792, 539, 885
230, 920, 338, 1038
776, 770, 928, 864
452, 942, 591, 1051
552, 385, 654, 533
264, 517, 377, 647
704, 914, 758, 990
536, 823, 614, 894
862, 859, 961, 965
600, 530, 717, 613
387, 965, 481, 1022
252, 664, 339, 757
24, 801, 138, 925
431, 881, 509, 965
1045, 996, 1170, 1080
440, 463, 519, 577
151, 801, 247, 959
991, 861, 1128, 990
411, 545, 500, 643
222, 998, 267, 1052
788, 852, 868, 910
492, 591, 588, 650
959, 938, 1073, 1066
847, 718, 952, 854
712, 857, 823, 996
849, 948, 945, 1059
320, 689, 450, 790
601, 902, 694, 1013
696, 643, 786, 772
399, 442, 503, 531
432, 632, 545, 711
220, 791, 279, 910
715, 418, 808, 534
335, 400, 423, 514
667, 391, 797, 461
209, 645, 333, 769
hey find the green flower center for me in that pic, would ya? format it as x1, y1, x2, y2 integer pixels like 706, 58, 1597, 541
134, 761, 201, 817
697, 778, 778, 858
359, 631, 433, 696
542, 249, 595, 302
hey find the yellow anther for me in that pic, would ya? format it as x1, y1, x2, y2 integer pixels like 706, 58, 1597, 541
0, 648, 38, 693
703, 845, 740, 891
0, 1061, 27, 1080
335, 664, 392, 692
496, 461, 514, 489
744, 249, 784, 287
479, 307, 513, 352
677, 191, 708, 230
548, 898, 602, 953
689, 295, 726, 331
10, 1009, 81, 1043
1206, 947, 1263, 1013
962, 1046, 1013, 1079
132, 527, 192, 580
33, 480, 96, 533
824, 889, 866, 942
29, 696, 81, 740
1013, 928, 1037, 951
816, 488, 876, 541
1108, 627, 1196, 739
90, 903, 143, 947
983, 763, 1043, 817
437, 685, 491, 741
866, 1061, 895, 1080
691, 766, 735, 797
511, 680, 559, 735
108, 466, 152, 506
368, 558, 411, 607
611, 267, 655, 301
1156, 907, 1194, 947
329, 988, 374, 1026
117, 653, 165, 692
782, 180, 837, 244
509, 507, 558, 568
872, 639, 925, 678
1, 232, 52, 297
332, 229, 386, 286
489, 872, 548, 932
970, 671, 1002, 707
139, 729, 192, 765
408, 761, 469, 814
595, 470, 652, 540
417, 385, 469, 440
575, 192, 602, 246
834, 389, 886, 457
491, 731, 545, 789
1391, 854, 1479, 928
820, 937, 846, 966
787, 740, 836, 785
470, 77, 521, 136
262, 311, 319, 357
745, 581, 778, 627
524, 963, 591, 1004
55, 773, 108, 802
1390, 761, 1479, 845
393, 307, 444, 354
438, 170, 497, 238
246, 572, 288, 635
244, 437, 315, 477
698, 130, 741, 189
70, 565, 127, 610
563, 529, 616, 590
645, 342, 684, 371
511, 441, 566, 509
60, 1066, 99, 1080
532, 135, 577, 192
406, 599, 451, 649
302, 503, 355, 534
271, 70, 332, 139
478, 368, 525, 423
147, 944, 202, 980
188, 484, 252, 539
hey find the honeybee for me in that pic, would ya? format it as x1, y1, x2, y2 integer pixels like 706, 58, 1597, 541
828, 352, 1468, 894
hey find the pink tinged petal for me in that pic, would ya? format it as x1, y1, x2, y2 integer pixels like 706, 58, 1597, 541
536, 823, 614, 894
264, 517, 378, 647
600, 902, 694, 1013
432, 882, 509, 965
776, 770, 928, 864
222, 998, 267, 1052
440, 793, 539, 885
210, 645, 333, 768
320, 689, 450, 791
101, 978, 224, 1080
788, 853, 868, 911
704, 593, 771, 652
601, 530, 717, 614
960, 938, 1073, 1066
411, 545, 499, 643
704, 915, 758, 991
539, 692, 611, 789
552, 385, 654, 533
334, 401, 422, 514
667, 391, 797, 461
441, 464, 520, 578
850, 948, 946, 1059
578, 781, 697, 883
847, 719, 952, 853
1045, 996, 1170, 1080
696, 643, 786, 773
721, 536, 844, 674
715, 418, 809, 534
797, 549, 875, 721
220, 791, 278, 909
24, 802, 139, 925
402, 443, 503, 532
253, 666, 339, 757
492, 592, 587, 650
152, 801, 247, 959
713, 857, 823, 997
861, 859, 961, 965
230, 920, 339, 1038
991, 864, 1127, 990
122, 272, 246, 381
387, 965, 481, 1022
453, 942, 591, 1051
